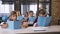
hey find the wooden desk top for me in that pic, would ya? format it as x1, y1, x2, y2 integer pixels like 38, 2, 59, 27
0, 25, 60, 34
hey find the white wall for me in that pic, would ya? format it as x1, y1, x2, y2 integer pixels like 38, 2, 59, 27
0, 1, 14, 17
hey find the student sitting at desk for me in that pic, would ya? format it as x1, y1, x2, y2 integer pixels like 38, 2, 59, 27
28, 11, 35, 24
23, 12, 29, 21
21, 18, 28, 28
28, 11, 35, 26
33, 9, 46, 27
1, 11, 17, 28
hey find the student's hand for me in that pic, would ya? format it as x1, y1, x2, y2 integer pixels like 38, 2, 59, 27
33, 23, 37, 27
1, 23, 8, 29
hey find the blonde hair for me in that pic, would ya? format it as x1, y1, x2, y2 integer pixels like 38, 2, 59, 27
16, 11, 20, 17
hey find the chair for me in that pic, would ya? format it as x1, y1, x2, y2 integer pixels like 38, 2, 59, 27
37, 16, 52, 27
7, 20, 21, 30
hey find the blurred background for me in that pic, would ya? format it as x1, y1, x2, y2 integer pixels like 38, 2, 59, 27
0, 0, 60, 25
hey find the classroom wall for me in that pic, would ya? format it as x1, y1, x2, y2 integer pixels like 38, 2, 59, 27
52, 0, 60, 25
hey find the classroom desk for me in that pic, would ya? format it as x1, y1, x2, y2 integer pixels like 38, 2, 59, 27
0, 25, 60, 34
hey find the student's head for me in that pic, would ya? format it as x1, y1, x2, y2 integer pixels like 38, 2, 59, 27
10, 11, 16, 15
39, 9, 46, 16
9, 11, 17, 21
21, 18, 28, 28
24, 12, 28, 17
29, 11, 34, 17
22, 18, 27, 22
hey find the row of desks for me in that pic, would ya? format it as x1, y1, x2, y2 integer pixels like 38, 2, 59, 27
0, 25, 60, 34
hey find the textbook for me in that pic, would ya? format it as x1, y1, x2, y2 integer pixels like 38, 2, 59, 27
37, 16, 52, 27
28, 17, 35, 23
17, 16, 23, 21
6, 20, 21, 30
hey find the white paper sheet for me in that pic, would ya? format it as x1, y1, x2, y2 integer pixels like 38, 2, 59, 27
27, 27, 48, 31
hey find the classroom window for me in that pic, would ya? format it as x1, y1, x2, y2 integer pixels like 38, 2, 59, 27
21, 0, 51, 16
0, 0, 14, 16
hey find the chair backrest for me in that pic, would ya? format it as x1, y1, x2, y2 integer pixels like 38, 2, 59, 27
37, 16, 52, 27
17, 16, 23, 21
7, 20, 21, 30
28, 17, 35, 22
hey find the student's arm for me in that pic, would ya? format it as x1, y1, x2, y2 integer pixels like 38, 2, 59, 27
27, 18, 29, 22
33, 23, 37, 27
1, 23, 8, 28
33, 17, 38, 24
33, 17, 38, 27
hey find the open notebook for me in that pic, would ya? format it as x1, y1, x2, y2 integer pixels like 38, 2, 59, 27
27, 27, 48, 31
6, 20, 21, 30
37, 16, 52, 27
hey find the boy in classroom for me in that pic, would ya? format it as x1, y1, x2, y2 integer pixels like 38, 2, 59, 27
33, 9, 46, 27
1, 11, 17, 28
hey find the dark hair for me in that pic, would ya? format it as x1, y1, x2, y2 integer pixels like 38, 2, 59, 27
29, 11, 33, 13
25, 12, 28, 15
24, 12, 28, 17
10, 11, 16, 15
9, 11, 17, 18
39, 9, 46, 15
